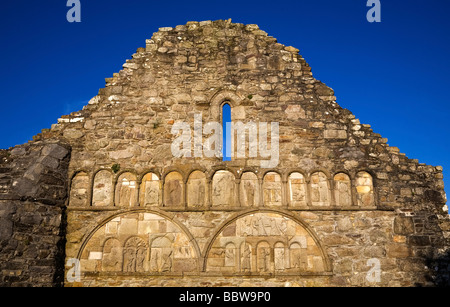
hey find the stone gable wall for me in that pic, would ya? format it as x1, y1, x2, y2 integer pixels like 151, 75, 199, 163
0, 20, 448, 286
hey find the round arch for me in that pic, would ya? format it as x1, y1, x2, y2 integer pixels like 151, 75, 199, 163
201, 208, 332, 273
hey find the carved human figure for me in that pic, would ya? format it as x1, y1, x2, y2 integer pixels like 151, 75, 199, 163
240, 172, 259, 207
150, 249, 160, 272
166, 179, 182, 207
241, 243, 252, 272
288, 172, 307, 207
334, 173, 352, 207
225, 243, 236, 267
116, 173, 137, 207
274, 244, 285, 271
160, 250, 173, 272
257, 246, 270, 272
187, 171, 206, 207
140, 173, 160, 206
263, 172, 282, 206
123, 247, 136, 272
212, 171, 234, 206
123, 237, 147, 273
136, 246, 146, 272
311, 172, 329, 206
245, 181, 255, 206
102, 238, 122, 272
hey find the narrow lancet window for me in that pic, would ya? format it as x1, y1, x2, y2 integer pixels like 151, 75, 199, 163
222, 103, 232, 161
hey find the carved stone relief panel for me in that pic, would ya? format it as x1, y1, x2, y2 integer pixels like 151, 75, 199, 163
69, 171, 89, 207
92, 170, 113, 207
115, 172, 137, 207
187, 171, 207, 208
123, 237, 148, 272
80, 212, 197, 274
263, 172, 282, 207
101, 238, 122, 272
334, 173, 352, 207
356, 171, 375, 207
139, 173, 161, 207
274, 242, 286, 272
240, 172, 259, 207
257, 241, 271, 273
310, 172, 330, 207
164, 172, 184, 207
212, 170, 235, 207
206, 212, 326, 274
288, 172, 307, 207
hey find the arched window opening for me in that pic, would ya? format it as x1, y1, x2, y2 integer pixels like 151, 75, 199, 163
222, 103, 232, 161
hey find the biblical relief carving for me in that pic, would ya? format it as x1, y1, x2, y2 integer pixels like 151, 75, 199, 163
140, 173, 160, 207
288, 172, 307, 207
187, 171, 207, 208
150, 236, 173, 273
240, 242, 252, 273
69, 171, 89, 207
263, 172, 282, 206
310, 172, 330, 206
164, 172, 183, 207
212, 170, 235, 207
334, 173, 352, 207
356, 171, 375, 207
237, 214, 287, 237
289, 242, 306, 270
257, 242, 271, 273
274, 242, 286, 271
102, 238, 122, 272
123, 237, 147, 273
116, 172, 137, 207
224, 243, 236, 267
79, 212, 197, 274
92, 170, 113, 207
206, 213, 326, 274
240, 172, 259, 207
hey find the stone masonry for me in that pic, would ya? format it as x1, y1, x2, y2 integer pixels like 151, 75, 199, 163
0, 20, 449, 287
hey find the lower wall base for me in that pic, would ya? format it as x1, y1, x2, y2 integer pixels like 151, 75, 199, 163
67, 275, 334, 287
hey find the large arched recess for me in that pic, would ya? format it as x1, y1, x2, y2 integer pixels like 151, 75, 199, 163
75, 208, 201, 274
202, 208, 332, 274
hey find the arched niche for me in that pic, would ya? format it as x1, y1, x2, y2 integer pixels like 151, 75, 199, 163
288, 172, 307, 207
92, 170, 113, 207
163, 171, 184, 207
239, 172, 259, 207
69, 171, 89, 207
139, 173, 161, 207
274, 242, 287, 272
115, 172, 137, 207
101, 238, 122, 272
205, 211, 328, 274
263, 172, 282, 207
310, 171, 330, 207
211, 170, 235, 207
78, 210, 199, 274
334, 173, 352, 207
356, 171, 375, 207
187, 171, 207, 208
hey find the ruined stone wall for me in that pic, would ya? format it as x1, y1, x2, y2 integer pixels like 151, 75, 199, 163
4, 20, 449, 287
0, 142, 70, 286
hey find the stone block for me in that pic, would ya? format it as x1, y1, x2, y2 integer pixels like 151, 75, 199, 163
394, 216, 414, 235
324, 130, 347, 139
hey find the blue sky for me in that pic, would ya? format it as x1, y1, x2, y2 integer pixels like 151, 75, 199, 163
0, 0, 449, 203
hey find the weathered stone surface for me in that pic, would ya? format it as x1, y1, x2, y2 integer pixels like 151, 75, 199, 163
0, 20, 449, 287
